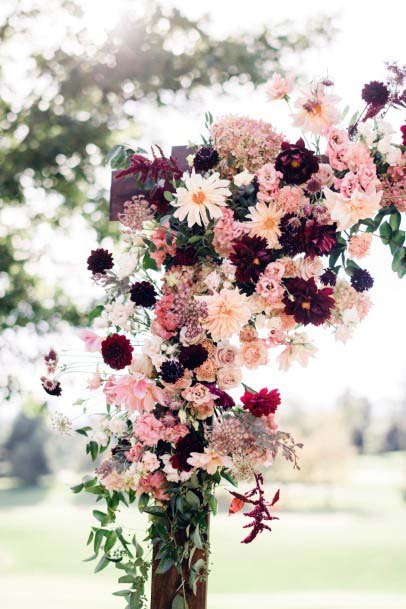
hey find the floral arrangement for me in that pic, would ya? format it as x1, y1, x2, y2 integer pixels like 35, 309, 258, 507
41, 65, 405, 609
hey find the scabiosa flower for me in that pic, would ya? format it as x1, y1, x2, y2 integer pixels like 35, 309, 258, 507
87, 248, 114, 275
361, 81, 389, 106
193, 145, 219, 172
320, 268, 337, 286
129, 281, 157, 308
350, 268, 374, 292
172, 246, 198, 267
178, 344, 208, 370
101, 334, 133, 370
279, 215, 306, 257
283, 277, 334, 326
303, 220, 337, 258
230, 235, 274, 292
160, 360, 184, 384
275, 139, 319, 185
170, 432, 205, 471
241, 388, 281, 417
41, 376, 62, 396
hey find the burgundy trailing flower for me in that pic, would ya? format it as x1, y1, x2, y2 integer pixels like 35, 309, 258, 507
241, 388, 281, 417
160, 360, 184, 384
275, 139, 319, 185
230, 235, 274, 292
172, 246, 198, 267
351, 268, 374, 292
130, 281, 157, 308
41, 377, 62, 396
170, 433, 205, 471
115, 146, 183, 183
193, 145, 219, 172
279, 215, 306, 257
87, 248, 114, 275
178, 345, 208, 370
303, 220, 337, 258
204, 383, 235, 410
228, 473, 279, 543
320, 268, 337, 286
283, 277, 334, 326
101, 333, 133, 370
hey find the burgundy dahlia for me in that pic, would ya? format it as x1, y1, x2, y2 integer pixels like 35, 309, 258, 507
283, 277, 334, 326
160, 360, 184, 384
303, 220, 337, 258
275, 139, 319, 185
361, 81, 389, 106
87, 248, 114, 275
230, 235, 274, 291
350, 268, 374, 292
170, 433, 205, 471
130, 281, 157, 308
241, 388, 281, 418
172, 246, 198, 267
149, 185, 171, 215
193, 145, 219, 172
178, 344, 208, 370
101, 333, 133, 370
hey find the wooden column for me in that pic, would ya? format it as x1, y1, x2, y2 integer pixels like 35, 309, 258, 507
109, 145, 208, 609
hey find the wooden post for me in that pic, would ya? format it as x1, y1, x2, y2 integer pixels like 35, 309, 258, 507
109, 145, 208, 609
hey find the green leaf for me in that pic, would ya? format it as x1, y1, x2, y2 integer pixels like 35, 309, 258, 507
75, 426, 90, 436
380, 222, 392, 244
192, 526, 203, 550
389, 211, 401, 232
104, 530, 117, 553
93, 510, 107, 524
94, 528, 104, 554
172, 594, 188, 609
208, 495, 217, 516
71, 483, 84, 494
156, 558, 174, 574
163, 190, 174, 202
221, 471, 238, 486
112, 590, 131, 598
138, 493, 149, 513
89, 304, 104, 321
94, 555, 110, 573
185, 490, 200, 509
143, 253, 158, 272
143, 505, 167, 517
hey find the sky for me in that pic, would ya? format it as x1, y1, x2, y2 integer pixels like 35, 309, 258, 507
2, 0, 405, 419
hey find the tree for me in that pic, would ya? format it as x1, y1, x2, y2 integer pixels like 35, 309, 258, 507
0, 0, 332, 332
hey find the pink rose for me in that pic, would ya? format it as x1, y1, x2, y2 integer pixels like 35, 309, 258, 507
240, 339, 268, 369
217, 367, 242, 390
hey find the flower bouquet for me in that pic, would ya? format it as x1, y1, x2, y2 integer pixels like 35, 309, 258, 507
42, 66, 405, 609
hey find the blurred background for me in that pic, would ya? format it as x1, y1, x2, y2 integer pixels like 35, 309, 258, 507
0, 1, 405, 608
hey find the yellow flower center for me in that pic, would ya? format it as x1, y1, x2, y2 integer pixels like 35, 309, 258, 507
303, 101, 323, 116
263, 216, 277, 230
290, 160, 300, 168
253, 257, 260, 265
301, 301, 311, 310
192, 189, 207, 205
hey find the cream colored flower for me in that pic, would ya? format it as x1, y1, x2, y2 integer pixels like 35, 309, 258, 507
323, 187, 382, 230
172, 170, 231, 227
246, 201, 283, 248
233, 169, 255, 187
187, 448, 232, 475
292, 84, 341, 136
201, 288, 251, 341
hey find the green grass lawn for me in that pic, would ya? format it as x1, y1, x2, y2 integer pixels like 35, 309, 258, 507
1, 453, 405, 609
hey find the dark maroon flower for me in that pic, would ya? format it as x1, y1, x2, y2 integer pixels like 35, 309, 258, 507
204, 383, 235, 410
230, 235, 274, 292
275, 139, 319, 185
41, 377, 62, 396
178, 345, 208, 370
160, 360, 184, 384
279, 214, 306, 257
193, 146, 219, 172
173, 246, 198, 267
362, 81, 389, 106
283, 277, 334, 326
351, 268, 374, 292
401, 125, 406, 146
87, 248, 114, 275
303, 220, 337, 258
320, 268, 337, 286
170, 433, 205, 471
149, 185, 171, 215
101, 334, 133, 370
130, 281, 157, 308
241, 388, 281, 418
